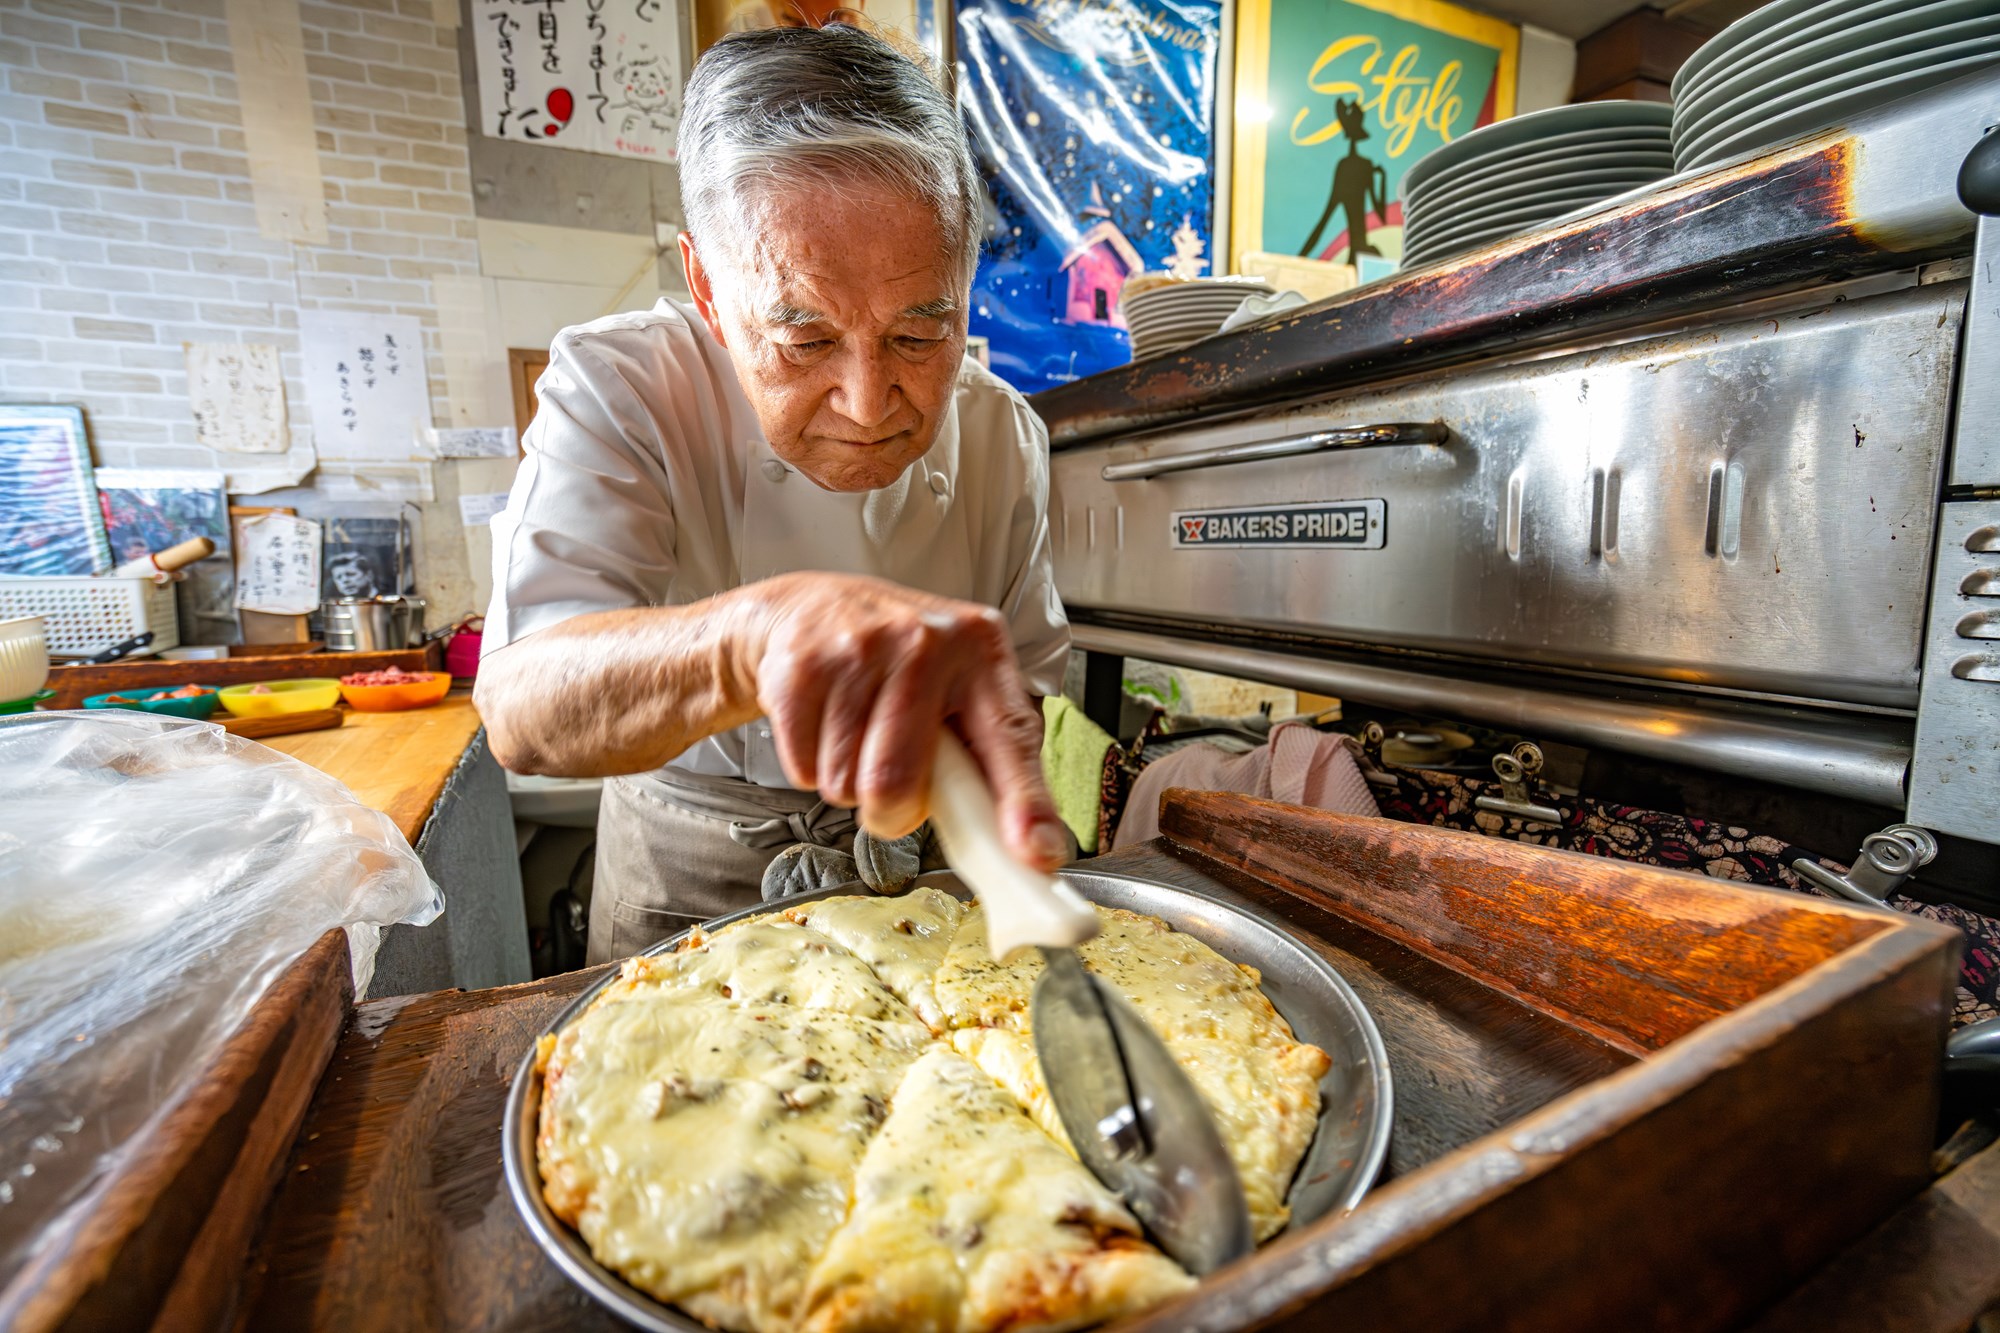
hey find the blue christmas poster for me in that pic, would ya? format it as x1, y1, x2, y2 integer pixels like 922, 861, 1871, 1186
958, 0, 1223, 394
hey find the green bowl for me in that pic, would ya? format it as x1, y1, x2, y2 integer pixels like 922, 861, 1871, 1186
82, 686, 222, 720
0, 689, 55, 715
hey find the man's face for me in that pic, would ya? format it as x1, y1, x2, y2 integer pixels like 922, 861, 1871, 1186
683, 182, 966, 493
331, 561, 370, 596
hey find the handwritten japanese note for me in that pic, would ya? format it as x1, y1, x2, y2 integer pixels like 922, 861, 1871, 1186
233, 512, 323, 615
185, 342, 289, 454
472, 0, 683, 163
299, 312, 434, 461
426, 425, 518, 458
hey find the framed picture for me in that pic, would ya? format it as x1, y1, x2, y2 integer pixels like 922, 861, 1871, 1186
321, 514, 415, 602
94, 469, 231, 567
98, 468, 235, 645
0, 404, 112, 576
1231, 0, 1517, 269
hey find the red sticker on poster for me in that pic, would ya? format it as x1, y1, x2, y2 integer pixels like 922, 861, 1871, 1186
544, 87, 574, 135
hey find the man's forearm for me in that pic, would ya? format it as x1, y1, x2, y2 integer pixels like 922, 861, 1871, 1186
475, 590, 768, 777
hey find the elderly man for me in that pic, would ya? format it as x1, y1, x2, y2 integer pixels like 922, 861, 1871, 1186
477, 23, 1071, 962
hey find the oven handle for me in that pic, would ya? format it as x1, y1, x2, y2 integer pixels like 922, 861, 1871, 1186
1099, 422, 1449, 482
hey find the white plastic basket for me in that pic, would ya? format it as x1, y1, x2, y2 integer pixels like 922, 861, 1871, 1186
0, 577, 180, 658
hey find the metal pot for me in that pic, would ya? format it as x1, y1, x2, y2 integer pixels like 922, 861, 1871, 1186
385, 595, 426, 647
324, 595, 430, 651
322, 597, 397, 652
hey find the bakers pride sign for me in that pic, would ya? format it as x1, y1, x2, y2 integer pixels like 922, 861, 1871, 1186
1171, 499, 1386, 549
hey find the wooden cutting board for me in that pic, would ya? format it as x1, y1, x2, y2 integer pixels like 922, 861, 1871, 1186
216, 709, 344, 740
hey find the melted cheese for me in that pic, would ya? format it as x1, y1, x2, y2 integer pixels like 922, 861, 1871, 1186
779, 887, 966, 1031
607, 919, 916, 1025
539, 996, 932, 1332
541, 892, 1329, 1330
938, 906, 1331, 1241
801, 1050, 1195, 1333
933, 907, 1290, 1042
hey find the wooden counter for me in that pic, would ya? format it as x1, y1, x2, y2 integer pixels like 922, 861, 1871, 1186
233, 795, 1968, 1333
263, 694, 484, 843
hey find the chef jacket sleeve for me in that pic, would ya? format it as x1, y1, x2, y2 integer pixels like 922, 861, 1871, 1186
996, 392, 1072, 698
485, 329, 679, 651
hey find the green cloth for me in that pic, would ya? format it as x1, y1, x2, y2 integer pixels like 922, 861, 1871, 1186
1041, 695, 1115, 854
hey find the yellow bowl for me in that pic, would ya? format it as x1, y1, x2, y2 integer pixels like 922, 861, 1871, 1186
218, 678, 341, 718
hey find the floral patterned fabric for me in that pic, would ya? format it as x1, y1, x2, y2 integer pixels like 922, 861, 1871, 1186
1099, 715, 1994, 1028
1346, 737, 1997, 1028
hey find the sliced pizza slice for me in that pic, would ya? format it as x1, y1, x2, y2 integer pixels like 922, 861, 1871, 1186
949, 1026, 1327, 1242
538, 994, 933, 1333
778, 885, 967, 1031
800, 1049, 1195, 1333
595, 918, 918, 1026
939, 904, 1331, 1242
930, 905, 1043, 1031
933, 905, 1289, 1043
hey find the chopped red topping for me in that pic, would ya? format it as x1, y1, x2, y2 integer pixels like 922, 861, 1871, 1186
341, 666, 437, 687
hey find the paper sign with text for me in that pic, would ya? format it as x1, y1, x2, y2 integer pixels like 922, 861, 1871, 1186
427, 426, 518, 458
299, 312, 433, 461
185, 342, 289, 454
472, 0, 682, 163
458, 491, 512, 527
234, 512, 323, 615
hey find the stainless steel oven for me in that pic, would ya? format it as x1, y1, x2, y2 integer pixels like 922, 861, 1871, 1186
1036, 68, 2000, 847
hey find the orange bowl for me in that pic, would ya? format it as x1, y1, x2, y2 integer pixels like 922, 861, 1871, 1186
337, 671, 451, 712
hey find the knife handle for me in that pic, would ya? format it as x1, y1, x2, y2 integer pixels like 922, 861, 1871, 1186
929, 732, 1100, 960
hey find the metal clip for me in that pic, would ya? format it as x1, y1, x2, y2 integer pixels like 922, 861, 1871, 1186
1791, 824, 1939, 907
1474, 742, 1564, 826
1357, 720, 1386, 764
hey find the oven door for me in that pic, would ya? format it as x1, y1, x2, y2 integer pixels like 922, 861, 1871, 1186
1049, 280, 1960, 710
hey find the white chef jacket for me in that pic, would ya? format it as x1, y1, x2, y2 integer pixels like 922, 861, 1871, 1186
486, 299, 1071, 790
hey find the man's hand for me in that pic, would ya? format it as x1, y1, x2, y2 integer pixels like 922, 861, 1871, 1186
478, 571, 1067, 874
747, 573, 1067, 871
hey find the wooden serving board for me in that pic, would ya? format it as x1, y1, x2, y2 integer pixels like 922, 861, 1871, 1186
1131, 793, 1960, 1333
225, 793, 1961, 1332
44, 643, 444, 710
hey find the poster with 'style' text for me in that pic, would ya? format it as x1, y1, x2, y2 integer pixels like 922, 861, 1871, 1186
473, 0, 684, 162
1233, 0, 1516, 267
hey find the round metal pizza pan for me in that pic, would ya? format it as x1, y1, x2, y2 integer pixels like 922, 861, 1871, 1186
502, 866, 1395, 1333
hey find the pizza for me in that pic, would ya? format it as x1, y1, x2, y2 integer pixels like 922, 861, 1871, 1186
535, 890, 1330, 1332
935, 907, 1331, 1241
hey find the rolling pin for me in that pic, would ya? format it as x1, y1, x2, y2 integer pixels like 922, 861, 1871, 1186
110, 536, 217, 581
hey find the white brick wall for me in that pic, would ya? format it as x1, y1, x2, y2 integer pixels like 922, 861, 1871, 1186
0, 0, 479, 475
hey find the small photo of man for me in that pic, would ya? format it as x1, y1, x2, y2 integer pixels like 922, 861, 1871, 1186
326, 551, 382, 599
320, 515, 410, 602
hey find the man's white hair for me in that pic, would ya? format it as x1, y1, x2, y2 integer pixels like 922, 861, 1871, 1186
677, 23, 981, 290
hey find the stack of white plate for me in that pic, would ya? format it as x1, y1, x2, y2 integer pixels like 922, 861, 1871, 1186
1122, 276, 1275, 361
1399, 101, 1675, 270
1673, 0, 2000, 174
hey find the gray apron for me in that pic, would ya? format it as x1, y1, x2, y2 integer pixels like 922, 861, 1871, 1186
587, 767, 857, 964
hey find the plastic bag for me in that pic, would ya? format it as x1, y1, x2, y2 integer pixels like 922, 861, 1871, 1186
0, 710, 442, 1302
